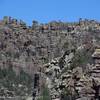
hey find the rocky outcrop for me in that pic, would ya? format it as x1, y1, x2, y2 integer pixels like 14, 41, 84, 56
43, 50, 75, 100
43, 47, 100, 100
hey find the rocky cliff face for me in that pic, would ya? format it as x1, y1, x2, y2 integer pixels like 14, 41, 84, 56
0, 16, 100, 99
43, 47, 100, 100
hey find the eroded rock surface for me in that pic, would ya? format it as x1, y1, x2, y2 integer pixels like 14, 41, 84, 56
43, 47, 100, 100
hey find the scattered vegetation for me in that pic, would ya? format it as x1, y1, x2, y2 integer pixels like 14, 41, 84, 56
0, 67, 33, 96
38, 84, 51, 100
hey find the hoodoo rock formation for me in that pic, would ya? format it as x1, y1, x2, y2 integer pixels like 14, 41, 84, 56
0, 16, 100, 99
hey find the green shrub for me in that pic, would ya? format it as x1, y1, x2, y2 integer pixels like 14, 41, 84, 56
38, 84, 51, 100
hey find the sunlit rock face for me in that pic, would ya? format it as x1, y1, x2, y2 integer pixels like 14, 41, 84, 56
43, 47, 100, 100
43, 51, 75, 99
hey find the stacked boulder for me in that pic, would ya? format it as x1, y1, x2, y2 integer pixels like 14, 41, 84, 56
43, 47, 100, 100
43, 51, 75, 100
91, 48, 100, 78
90, 47, 100, 99
71, 47, 100, 99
